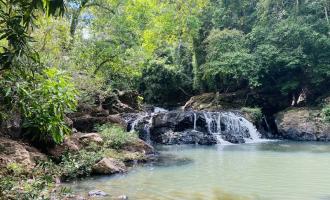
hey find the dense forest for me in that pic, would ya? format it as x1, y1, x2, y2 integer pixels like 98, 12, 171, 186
1, 0, 330, 143
0, 0, 330, 199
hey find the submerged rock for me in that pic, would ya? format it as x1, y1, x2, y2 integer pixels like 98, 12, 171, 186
116, 195, 128, 200
276, 107, 330, 141
92, 158, 127, 174
150, 153, 193, 167
88, 190, 108, 197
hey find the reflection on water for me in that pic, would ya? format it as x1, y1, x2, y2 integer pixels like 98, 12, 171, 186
69, 142, 330, 200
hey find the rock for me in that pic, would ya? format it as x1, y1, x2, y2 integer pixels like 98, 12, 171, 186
122, 139, 154, 154
71, 114, 125, 133
92, 158, 127, 174
117, 90, 140, 110
0, 137, 46, 169
47, 135, 81, 159
117, 195, 128, 200
152, 130, 216, 145
102, 90, 140, 114
152, 111, 195, 132
0, 111, 22, 138
147, 111, 256, 145
183, 91, 251, 111
47, 133, 104, 159
62, 194, 86, 200
276, 107, 330, 141
79, 133, 103, 146
88, 190, 108, 197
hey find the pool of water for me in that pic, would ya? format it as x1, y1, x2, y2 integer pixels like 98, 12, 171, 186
70, 142, 330, 200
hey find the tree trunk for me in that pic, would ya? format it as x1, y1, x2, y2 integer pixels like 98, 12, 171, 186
325, 6, 329, 24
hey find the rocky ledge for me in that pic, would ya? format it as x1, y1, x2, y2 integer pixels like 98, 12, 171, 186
127, 110, 262, 145
276, 107, 330, 141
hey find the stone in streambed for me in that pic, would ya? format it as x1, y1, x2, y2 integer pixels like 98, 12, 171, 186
88, 190, 108, 197
117, 195, 128, 200
92, 158, 127, 174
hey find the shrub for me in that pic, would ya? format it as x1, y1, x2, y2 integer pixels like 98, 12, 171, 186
97, 124, 138, 149
0, 161, 71, 200
139, 61, 192, 105
1, 68, 78, 143
322, 105, 330, 122
241, 107, 263, 122
59, 150, 103, 180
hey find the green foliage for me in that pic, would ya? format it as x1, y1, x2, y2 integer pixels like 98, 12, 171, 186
139, 60, 192, 105
0, 0, 64, 70
97, 124, 138, 150
0, 161, 71, 200
20, 68, 78, 143
196, 0, 330, 107
59, 150, 102, 180
241, 107, 263, 122
0, 68, 77, 143
322, 105, 330, 122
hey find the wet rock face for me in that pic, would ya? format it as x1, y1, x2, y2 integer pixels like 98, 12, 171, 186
276, 107, 330, 141
152, 130, 217, 145
129, 110, 260, 145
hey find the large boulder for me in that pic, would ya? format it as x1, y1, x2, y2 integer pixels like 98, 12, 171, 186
47, 133, 104, 159
183, 91, 253, 111
102, 90, 140, 114
0, 137, 47, 169
276, 107, 330, 141
71, 114, 125, 133
121, 138, 154, 155
0, 111, 22, 138
92, 158, 127, 174
154, 130, 217, 145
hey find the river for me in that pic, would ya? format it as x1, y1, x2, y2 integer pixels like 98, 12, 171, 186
70, 141, 330, 200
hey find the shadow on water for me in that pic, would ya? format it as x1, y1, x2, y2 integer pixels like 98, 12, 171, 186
167, 188, 253, 200
148, 153, 194, 167
254, 141, 330, 153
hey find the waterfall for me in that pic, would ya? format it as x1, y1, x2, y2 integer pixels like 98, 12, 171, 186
193, 113, 197, 130
203, 112, 230, 145
127, 108, 264, 145
201, 111, 262, 144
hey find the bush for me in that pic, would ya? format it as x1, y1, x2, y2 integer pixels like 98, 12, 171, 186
241, 107, 263, 122
322, 105, 330, 122
0, 161, 71, 200
0, 68, 78, 143
59, 150, 103, 180
139, 61, 192, 105
97, 124, 138, 150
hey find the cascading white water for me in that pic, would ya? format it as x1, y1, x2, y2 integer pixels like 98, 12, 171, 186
129, 107, 168, 144
129, 108, 264, 145
203, 112, 231, 145
193, 113, 197, 131
201, 111, 262, 144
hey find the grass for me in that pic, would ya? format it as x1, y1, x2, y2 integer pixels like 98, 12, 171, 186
241, 107, 263, 122
97, 124, 139, 149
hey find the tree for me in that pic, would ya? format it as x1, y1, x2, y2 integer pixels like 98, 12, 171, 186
0, 0, 64, 70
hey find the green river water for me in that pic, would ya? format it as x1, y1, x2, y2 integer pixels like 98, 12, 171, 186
70, 142, 330, 200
